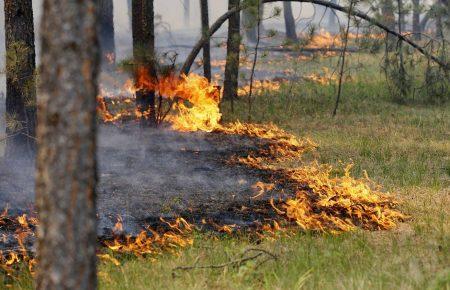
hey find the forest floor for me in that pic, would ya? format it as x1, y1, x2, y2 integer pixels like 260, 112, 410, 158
3, 53, 450, 289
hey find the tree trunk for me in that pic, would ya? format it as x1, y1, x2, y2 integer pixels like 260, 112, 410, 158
223, 0, 241, 112
184, 0, 190, 27
381, 0, 396, 49
412, 0, 421, 40
398, 0, 406, 32
200, 0, 211, 81
99, 0, 116, 70
283, 2, 298, 41
435, 0, 445, 39
3, 0, 36, 158
242, 3, 263, 43
36, 0, 100, 289
327, 0, 339, 33
132, 0, 157, 126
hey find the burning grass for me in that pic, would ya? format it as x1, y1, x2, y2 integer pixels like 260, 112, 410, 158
2, 72, 407, 278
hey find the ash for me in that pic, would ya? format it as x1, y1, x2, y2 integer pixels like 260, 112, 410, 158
1, 124, 280, 238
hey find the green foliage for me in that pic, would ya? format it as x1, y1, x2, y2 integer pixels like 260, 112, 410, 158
3, 54, 449, 290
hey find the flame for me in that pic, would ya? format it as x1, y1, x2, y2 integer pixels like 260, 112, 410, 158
304, 67, 338, 85
105, 52, 115, 64
238, 80, 282, 97
304, 29, 385, 50
97, 71, 222, 132
104, 217, 193, 256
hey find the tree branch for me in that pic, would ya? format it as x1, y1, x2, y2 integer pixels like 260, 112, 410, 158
180, 0, 449, 75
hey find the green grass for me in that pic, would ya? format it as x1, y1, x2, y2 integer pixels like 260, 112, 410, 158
3, 53, 450, 290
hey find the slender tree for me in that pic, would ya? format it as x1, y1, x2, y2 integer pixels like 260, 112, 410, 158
3, 0, 36, 158
200, 0, 212, 81
36, 0, 100, 289
381, 0, 396, 48
242, 2, 264, 43
99, 0, 116, 69
184, 0, 191, 27
327, 0, 339, 33
283, 2, 298, 41
223, 0, 241, 112
412, 0, 421, 40
132, 0, 157, 126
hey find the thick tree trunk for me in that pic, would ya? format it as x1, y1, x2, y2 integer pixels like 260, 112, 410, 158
99, 0, 116, 69
132, 0, 157, 126
223, 0, 241, 111
200, 0, 211, 81
36, 1, 100, 289
412, 0, 421, 40
283, 2, 298, 41
3, 0, 36, 158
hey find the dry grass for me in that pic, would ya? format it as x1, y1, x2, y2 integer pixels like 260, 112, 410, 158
2, 53, 449, 289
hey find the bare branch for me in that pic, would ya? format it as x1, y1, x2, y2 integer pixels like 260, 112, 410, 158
180, 0, 449, 75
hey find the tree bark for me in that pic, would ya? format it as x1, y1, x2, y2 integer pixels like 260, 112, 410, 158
223, 0, 241, 112
412, 0, 421, 41
283, 2, 298, 41
36, 0, 100, 289
132, 0, 157, 126
3, 0, 37, 158
200, 0, 212, 81
99, 0, 116, 69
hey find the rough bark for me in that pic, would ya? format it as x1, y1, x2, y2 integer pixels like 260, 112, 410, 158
223, 0, 241, 111
99, 0, 116, 69
3, 0, 37, 158
283, 2, 298, 41
132, 0, 157, 126
36, 1, 100, 289
200, 0, 212, 81
412, 0, 421, 40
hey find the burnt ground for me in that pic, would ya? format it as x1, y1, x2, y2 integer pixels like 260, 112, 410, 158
1, 123, 286, 248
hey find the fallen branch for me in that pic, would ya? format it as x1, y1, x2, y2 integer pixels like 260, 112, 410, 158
180, 0, 449, 75
256, 46, 360, 53
172, 248, 277, 272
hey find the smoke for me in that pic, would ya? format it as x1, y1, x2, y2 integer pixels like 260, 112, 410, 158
96, 125, 262, 234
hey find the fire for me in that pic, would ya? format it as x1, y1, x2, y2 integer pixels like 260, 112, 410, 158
230, 129, 406, 232
0, 212, 36, 276
238, 80, 282, 97
304, 67, 338, 85
105, 52, 115, 64
97, 71, 222, 132
304, 29, 385, 49
103, 218, 193, 256
307, 29, 343, 49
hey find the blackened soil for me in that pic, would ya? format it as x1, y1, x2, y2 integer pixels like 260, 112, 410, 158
1, 124, 286, 245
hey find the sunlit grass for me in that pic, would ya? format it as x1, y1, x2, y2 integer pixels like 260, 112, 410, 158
2, 53, 449, 289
